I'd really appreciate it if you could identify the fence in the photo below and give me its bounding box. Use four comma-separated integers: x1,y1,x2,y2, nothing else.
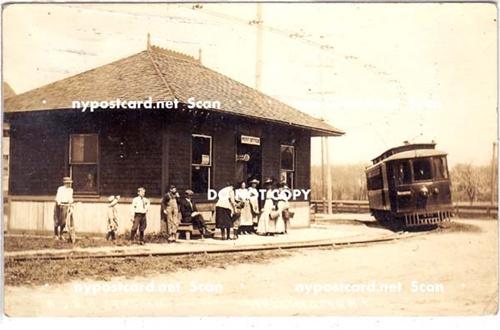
311,200,498,219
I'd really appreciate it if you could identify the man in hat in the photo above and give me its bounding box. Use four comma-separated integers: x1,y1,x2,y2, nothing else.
53,176,74,240
179,189,212,238
131,187,150,244
106,195,120,241
161,185,180,242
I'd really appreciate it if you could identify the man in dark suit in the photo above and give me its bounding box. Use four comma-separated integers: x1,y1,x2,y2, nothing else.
178,190,212,238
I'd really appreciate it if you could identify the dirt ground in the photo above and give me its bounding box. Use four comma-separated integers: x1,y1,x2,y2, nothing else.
3,233,171,252
3,219,498,316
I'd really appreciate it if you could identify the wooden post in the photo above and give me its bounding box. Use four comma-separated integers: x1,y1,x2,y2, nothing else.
326,137,333,214
490,141,497,208
321,136,327,213
160,124,169,234
6,195,11,233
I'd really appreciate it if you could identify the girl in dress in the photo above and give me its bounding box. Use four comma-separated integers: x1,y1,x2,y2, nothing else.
276,181,291,234
257,178,278,236
248,179,260,234
235,181,253,234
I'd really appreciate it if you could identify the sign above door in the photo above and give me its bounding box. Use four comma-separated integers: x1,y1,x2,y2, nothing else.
241,135,261,146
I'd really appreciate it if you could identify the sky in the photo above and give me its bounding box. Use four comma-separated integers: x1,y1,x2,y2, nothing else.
2,2,497,166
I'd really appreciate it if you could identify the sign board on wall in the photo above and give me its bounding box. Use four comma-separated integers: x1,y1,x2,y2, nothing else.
241,135,260,146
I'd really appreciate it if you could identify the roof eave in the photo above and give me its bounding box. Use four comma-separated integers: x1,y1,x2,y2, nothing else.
4,106,345,137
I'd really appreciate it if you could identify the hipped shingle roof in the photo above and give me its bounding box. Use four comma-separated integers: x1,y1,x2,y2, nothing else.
4,45,343,136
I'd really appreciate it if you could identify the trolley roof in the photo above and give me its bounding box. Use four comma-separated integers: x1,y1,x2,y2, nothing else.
371,143,437,164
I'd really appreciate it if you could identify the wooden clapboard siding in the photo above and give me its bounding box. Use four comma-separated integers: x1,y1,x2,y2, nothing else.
8,198,307,233
9,199,163,234
288,201,311,228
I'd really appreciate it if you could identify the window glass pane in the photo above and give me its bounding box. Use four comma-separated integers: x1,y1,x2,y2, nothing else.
280,145,294,171
395,161,412,184
83,135,98,163
433,157,448,179
413,158,432,181
72,165,98,193
192,166,209,193
71,136,85,163
192,136,211,165
280,170,294,189
71,135,98,163
367,168,383,190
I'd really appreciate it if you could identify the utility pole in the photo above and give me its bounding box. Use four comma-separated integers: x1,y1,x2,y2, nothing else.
317,47,333,214
321,136,326,210
255,3,263,91
325,137,333,214
491,141,497,206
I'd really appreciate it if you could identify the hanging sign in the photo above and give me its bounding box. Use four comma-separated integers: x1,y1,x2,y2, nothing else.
241,135,260,146
201,154,210,165
236,154,251,162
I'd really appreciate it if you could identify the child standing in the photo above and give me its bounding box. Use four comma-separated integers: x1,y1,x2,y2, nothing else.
106,195,120,241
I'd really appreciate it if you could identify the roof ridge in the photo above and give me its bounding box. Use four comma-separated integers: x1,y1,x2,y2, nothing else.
150,45,200,64
146,47,177,100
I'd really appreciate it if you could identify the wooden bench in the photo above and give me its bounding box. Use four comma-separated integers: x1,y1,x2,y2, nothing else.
176,203,216,240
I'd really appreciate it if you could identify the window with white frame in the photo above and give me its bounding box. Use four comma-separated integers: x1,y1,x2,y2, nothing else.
280,144,295,189
191,134,212,194
69,134,99,194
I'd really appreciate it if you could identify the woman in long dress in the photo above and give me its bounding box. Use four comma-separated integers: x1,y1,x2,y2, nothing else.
235,181,253,234
215,183,236,240
248,179,260,234
257,179,277,236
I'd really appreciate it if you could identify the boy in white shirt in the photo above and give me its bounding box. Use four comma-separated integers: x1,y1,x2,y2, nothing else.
131,187,150,244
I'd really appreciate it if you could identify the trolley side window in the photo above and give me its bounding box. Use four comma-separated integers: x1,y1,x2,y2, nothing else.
367,167,383,190
413,158,432,181
433,156,448,180
394,160,412,185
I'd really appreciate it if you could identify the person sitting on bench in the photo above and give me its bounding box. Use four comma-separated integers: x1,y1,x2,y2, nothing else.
179,190,212,238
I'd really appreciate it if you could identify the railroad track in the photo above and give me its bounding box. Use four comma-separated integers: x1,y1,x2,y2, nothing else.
6,230,428,262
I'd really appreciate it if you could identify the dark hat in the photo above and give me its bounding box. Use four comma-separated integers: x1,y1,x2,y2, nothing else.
169,185,176,190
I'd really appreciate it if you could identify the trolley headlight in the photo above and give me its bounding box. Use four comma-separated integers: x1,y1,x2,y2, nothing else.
419,186,429,197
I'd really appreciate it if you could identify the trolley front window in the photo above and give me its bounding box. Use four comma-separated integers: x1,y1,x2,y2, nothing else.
413,158,432,181
395,160,412,185
433,156,448,179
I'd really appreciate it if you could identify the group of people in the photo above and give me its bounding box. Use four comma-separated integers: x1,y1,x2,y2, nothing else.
215,178,293,240
160,185,213,243
53,176,294,244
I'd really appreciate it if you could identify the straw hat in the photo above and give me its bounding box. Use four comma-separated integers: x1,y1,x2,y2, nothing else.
108,195,120,206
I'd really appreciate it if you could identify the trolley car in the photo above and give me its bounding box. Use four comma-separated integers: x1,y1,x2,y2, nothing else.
365,142,453,229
